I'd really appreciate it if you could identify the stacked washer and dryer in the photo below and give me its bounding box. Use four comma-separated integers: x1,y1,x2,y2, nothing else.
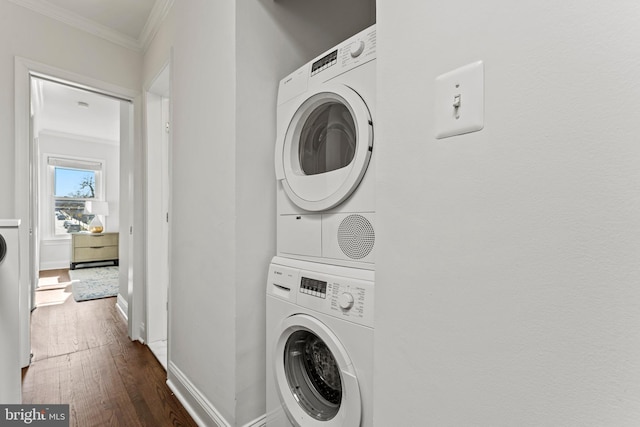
267,26,377,427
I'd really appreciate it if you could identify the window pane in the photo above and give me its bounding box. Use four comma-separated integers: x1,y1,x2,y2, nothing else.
54,199,94,235
54,167,96,198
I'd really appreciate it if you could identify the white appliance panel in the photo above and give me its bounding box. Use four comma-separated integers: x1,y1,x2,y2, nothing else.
275,25,377,270
0,220,22,403
277,214,322,258
266,257,374,427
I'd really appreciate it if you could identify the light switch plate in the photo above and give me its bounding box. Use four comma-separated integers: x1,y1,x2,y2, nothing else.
435,60,484,139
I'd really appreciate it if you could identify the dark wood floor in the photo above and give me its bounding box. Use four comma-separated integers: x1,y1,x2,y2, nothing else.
22,269,197,427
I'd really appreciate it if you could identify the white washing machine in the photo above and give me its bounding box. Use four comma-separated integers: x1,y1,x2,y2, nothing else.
266,256,374,427
0,220,22,403
275,25,376,270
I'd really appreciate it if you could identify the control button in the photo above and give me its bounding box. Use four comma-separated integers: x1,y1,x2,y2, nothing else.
350,41,365,58
339,292,355,310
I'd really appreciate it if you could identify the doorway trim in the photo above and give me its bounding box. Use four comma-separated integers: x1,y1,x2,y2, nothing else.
144,57,172,369
15,57,141,344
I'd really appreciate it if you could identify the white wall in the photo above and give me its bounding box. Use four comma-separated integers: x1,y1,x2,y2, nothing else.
0,0,141,219
374,1,640,426
38,132,120,270
169,0,237,424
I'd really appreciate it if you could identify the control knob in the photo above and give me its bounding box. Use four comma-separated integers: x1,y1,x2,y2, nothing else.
339,292,355,310
350,41,365,58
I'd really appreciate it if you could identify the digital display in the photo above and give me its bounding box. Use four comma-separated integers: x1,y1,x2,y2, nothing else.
300,277,327,298
311,50,338,75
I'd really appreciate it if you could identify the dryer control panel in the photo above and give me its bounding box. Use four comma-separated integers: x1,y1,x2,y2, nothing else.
307,25,376,83
277,24,376,106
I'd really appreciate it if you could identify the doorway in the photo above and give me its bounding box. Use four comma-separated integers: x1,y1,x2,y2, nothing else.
145,63,171,370
15,58,139,366
31,77,121,277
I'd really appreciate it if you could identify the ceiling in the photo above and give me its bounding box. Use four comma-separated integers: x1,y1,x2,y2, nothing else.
13,0,175,143
34,78,121,143
8,0,173,51
45,0,157,39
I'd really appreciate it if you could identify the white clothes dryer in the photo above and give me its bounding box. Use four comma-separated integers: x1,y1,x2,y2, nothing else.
275,25,376,270
266,256,374,427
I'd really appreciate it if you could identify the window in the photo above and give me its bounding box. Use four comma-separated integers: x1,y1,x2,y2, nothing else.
49,157,103,236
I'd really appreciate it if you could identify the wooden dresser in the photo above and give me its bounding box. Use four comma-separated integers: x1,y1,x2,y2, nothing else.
70,232,119,270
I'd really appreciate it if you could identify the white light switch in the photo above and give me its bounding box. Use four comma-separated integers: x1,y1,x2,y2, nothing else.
435,61,484,139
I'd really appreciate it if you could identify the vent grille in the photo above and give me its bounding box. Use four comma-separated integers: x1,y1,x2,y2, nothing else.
337,215,375,259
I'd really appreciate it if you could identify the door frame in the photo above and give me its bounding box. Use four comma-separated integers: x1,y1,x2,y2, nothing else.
144,57,172,363
15,57,142,343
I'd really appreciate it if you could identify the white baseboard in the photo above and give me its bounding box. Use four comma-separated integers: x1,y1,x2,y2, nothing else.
116,293,128,321
167,361,232,427
39,260,70,271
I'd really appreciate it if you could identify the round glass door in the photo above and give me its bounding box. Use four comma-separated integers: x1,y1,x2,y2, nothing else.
284,330,342,421
276,84,373,212
273,314,362,427
299,102,356,177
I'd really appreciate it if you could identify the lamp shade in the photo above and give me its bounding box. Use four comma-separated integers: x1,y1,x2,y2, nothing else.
85,201,109,216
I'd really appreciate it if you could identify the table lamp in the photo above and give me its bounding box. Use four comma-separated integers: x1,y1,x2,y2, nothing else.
85,201,109,233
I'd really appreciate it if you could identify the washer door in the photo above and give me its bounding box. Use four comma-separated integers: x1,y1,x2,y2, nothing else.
275,84,373,212
273,314,361,427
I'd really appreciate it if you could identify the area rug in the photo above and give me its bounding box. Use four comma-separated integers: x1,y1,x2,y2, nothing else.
69,266,119,302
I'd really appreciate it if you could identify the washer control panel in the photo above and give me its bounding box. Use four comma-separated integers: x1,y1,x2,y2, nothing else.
268,259,374,327
298,271,374,328
300,276,327,299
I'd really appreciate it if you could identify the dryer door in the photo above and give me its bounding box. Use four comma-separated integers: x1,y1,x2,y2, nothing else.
0,234,6,264
273,314,361,427
275,84,373,212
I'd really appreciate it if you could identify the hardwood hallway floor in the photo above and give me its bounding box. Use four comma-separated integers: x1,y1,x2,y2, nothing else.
22,269,198,427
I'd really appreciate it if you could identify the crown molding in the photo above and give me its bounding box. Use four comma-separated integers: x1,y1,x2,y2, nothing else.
8,0,173,52
139,0,174,52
